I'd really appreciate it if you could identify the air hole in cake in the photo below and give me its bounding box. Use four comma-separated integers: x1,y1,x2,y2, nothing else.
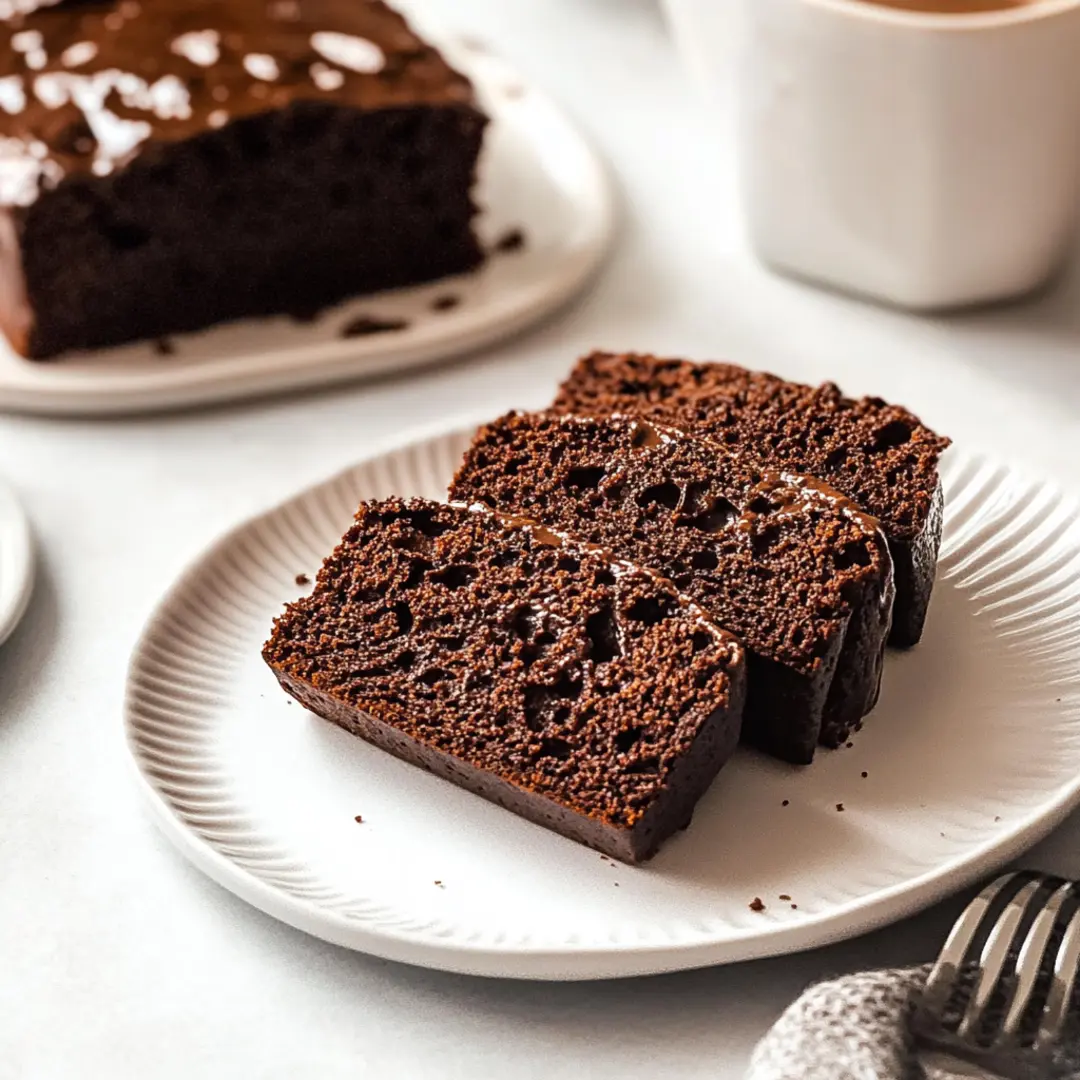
393,650,416,670
602,480,627,504
694,664,720,688
691,549,719,571
636,481,681,512
626,757,660,775
540,737,572,760
691,630,714,654
431,564,477,590
557,555,580,574
403,508,453,538
594,568,616,587
626,594,676,626
551,670,583,700
402,559,431,589
615,726,643,753
419,667,452,686
748,495,774,515
492,547,518,567
392,600,414,635
682,497,737,534
549,444,565,468
585,605,621,664
835,541,872,570
437,635,465,651
751,524,781,555
523,685,550,730
510,604,538,639
564,466,606,491
519,633,555,670
873,419,913,450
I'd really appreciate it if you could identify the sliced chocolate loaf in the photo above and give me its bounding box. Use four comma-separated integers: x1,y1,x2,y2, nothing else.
552,352,950,648
263,498,746,863
450,412,894,765
0,0,486,358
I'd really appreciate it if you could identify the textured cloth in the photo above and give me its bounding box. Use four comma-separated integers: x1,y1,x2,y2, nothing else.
747,965,1080,1080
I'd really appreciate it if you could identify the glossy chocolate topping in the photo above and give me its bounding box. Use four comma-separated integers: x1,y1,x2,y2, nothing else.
0,0,474,206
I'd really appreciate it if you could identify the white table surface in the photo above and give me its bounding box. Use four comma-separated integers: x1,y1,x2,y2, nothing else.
4,1,1080,1076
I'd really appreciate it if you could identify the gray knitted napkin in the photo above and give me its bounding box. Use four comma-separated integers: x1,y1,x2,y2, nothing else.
747,965,1080,1080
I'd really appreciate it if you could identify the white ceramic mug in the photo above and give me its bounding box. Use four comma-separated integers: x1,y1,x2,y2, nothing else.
662,0,1080,310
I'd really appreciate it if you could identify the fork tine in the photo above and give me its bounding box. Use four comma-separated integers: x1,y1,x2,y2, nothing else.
957,876,1045,1040
1002,880,1073,1038
922,873,1024,1020
1036,897,1080,1048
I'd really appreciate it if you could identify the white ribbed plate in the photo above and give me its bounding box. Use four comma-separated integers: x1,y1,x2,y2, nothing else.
125,421,1080,980
0,41,614,416
0,476,34,646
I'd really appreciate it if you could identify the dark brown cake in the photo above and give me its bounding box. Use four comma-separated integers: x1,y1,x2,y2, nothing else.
263,498,747,863
450,412,894,765
552,352,951,648
0,0,486,358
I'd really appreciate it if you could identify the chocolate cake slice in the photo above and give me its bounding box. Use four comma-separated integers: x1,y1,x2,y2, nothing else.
552,352,950,648
450,412,894,765
0,0,487,358
263,498,746,863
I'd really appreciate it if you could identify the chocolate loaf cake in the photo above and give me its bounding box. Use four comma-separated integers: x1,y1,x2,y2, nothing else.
552,352,950,648
263,498,746,863
0,0,486,358
451,412,893,765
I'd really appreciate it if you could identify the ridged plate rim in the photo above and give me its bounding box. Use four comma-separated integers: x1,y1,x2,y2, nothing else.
125,416,1080,980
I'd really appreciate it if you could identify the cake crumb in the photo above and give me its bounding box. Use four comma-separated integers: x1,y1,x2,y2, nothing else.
749,897,766,912
781,799,789,807
861,771,868,778
434,880,444,887
493,228,526,254
295,572,311,586
791,904,798,910
995,815,1001,822
153,337,175,356
354,815,363,824
778,894,791,902
431,294,461,312
341,315,408,338
613,882,620,887
845,742,854,749
836,802,845,812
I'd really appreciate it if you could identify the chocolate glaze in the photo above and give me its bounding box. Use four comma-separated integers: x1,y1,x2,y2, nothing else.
0,0,473,205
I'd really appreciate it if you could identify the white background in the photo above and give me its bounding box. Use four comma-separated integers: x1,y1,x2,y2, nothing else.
4,0,1080,1076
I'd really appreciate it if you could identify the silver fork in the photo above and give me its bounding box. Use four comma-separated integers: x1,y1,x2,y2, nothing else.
914,872,1080,1080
